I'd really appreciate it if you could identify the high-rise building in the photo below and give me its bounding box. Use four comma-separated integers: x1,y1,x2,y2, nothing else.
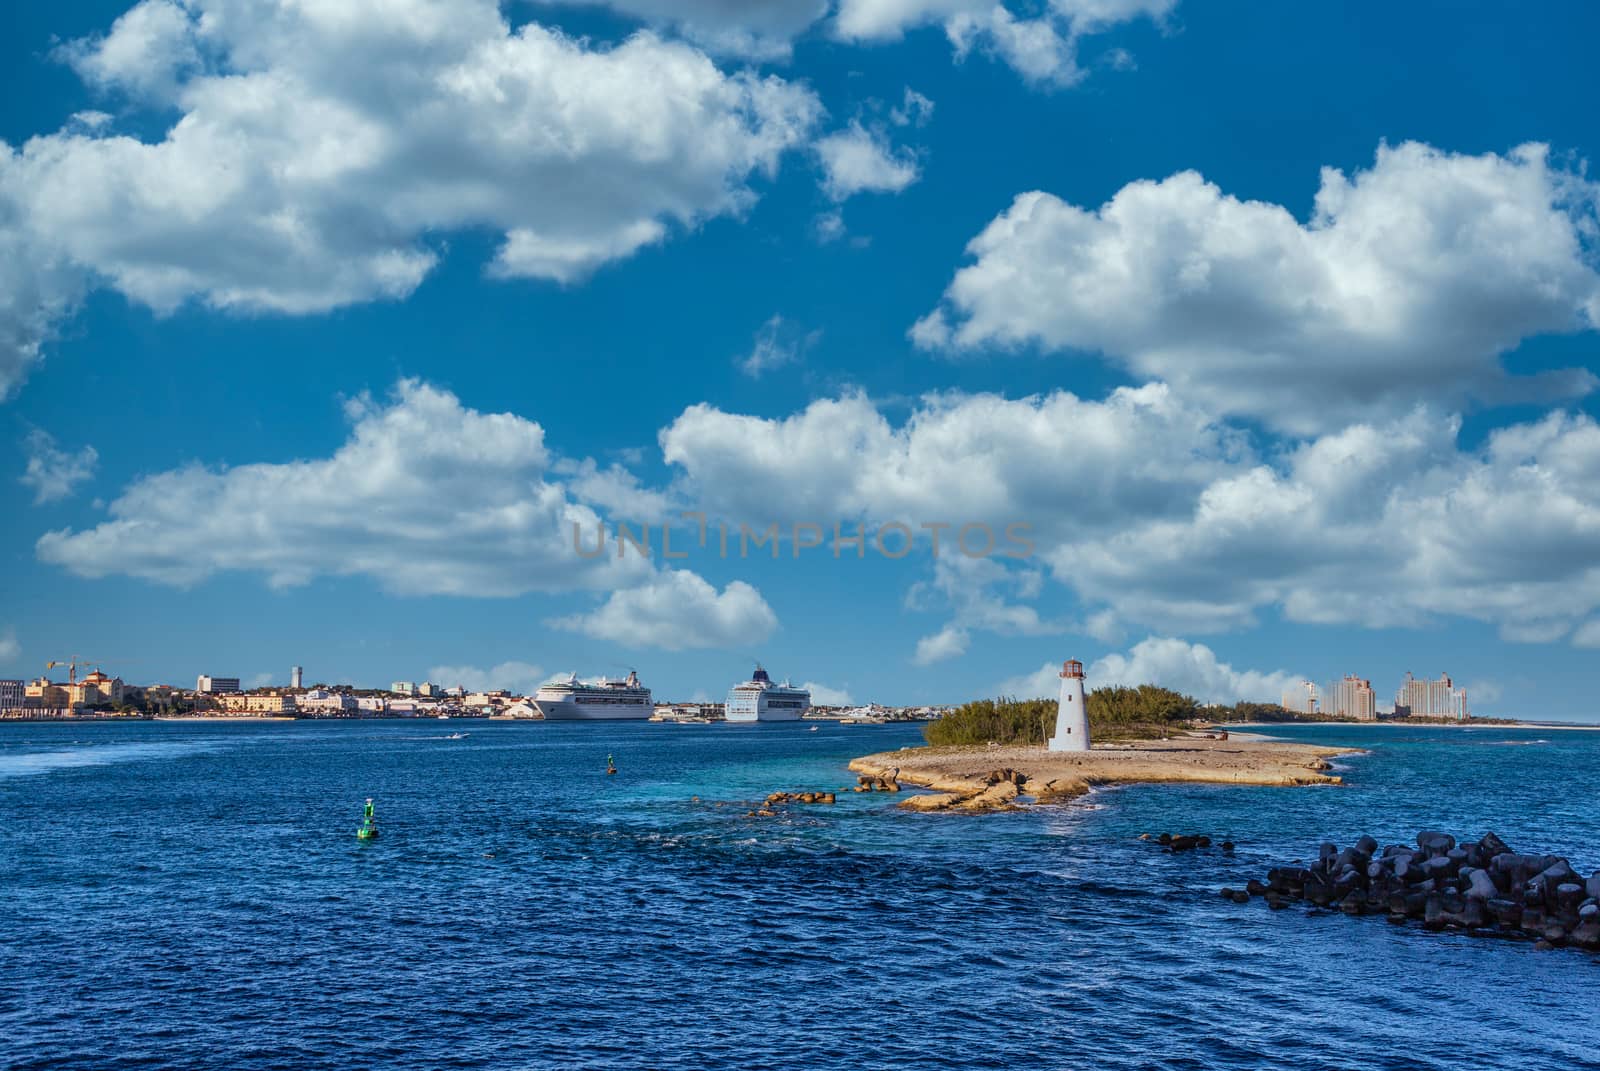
197,675,242,694
0,679,23,712
1397,672,1468,721
291,665,303,689
1281,680,1320,715
1326,674,1376,721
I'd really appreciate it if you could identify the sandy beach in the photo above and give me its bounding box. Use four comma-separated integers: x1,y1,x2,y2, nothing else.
849,732,1359,812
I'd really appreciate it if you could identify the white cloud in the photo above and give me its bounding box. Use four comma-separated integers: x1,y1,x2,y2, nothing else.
663,383,1600,646
0,0,822,396
529,0,830,59
35,379,653,596
1047,407,1600,642
661,382,1243,533
429,660,546,695
994,660,1063,699
835,0,1175,84
737,314,819,378
549,568,778,650
0,627,18,661
58,0,200,102
247,672,274,689
915,142,1600,434
996,637,1302,704
1088,637,1303,704
912,624,968,665
889,87,935,127
20,430,99,504
802,679,853,705
815,120,921,200
812,209,847,244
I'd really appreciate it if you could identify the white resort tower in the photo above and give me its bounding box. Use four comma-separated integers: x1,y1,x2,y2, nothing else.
1048,659,1090,752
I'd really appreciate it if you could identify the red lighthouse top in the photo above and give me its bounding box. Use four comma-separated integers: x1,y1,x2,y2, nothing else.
1060,659,1084,679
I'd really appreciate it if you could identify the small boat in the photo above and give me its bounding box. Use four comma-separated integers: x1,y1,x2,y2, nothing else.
447,732,468,740
809,725,819,732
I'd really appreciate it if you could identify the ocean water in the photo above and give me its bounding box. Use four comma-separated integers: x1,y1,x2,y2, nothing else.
2,719,1598,1070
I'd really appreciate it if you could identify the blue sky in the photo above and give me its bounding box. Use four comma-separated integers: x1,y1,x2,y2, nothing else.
4,1,1600,717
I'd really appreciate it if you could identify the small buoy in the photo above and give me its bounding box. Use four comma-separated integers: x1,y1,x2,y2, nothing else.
606,753,617,775
357,797,380,840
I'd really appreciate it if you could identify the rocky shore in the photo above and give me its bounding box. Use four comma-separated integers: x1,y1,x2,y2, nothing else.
1226,830,1600,951
848,733,1353,813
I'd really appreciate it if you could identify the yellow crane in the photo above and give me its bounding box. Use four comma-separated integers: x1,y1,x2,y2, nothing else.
46,657,108,684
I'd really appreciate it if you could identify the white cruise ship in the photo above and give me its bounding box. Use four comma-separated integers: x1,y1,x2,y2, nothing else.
532,670,653,721
725,665,811,723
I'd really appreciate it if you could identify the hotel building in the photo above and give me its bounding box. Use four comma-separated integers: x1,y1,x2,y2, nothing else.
1326,674,1377,721
1397,672,1469,721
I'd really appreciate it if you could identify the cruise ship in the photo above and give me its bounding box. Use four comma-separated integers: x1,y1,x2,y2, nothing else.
725,665,811,722
531,670,653,721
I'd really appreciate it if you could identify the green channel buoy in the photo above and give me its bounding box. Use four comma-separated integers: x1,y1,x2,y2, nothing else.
357,797,380,840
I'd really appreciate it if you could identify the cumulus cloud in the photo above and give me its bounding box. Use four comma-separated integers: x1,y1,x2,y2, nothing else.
802,679,853,705
737,314,820,378
0,0,822,396
549,568,778,650
661,382,1243,533
1048,407,1600,641
815,120,921,200
0,627,18,661
912,625,969,665
835,0,1175,83
662,383,1600,646
20,429,98,504
35,379,653,595
997,637,1302,705
915,142,1600,434
528,0,830,59
429,660,546,695
1088,637,1303,704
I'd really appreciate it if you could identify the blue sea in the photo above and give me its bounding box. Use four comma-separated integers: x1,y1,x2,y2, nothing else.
2,720,1598,1070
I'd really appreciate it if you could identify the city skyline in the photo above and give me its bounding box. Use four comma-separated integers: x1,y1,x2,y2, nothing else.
4,3,1600,719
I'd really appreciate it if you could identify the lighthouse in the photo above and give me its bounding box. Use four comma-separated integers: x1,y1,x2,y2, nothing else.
1048,659,1090,752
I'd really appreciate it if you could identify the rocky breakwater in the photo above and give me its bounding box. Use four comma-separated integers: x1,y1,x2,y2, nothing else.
849,734,1352,814
1227,830,1600,951
746,790,836,818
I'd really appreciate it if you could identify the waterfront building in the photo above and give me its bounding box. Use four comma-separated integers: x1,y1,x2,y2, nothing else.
196,675,242,694
1281,680,1320,715
1327,675,1377,721
26,677,69,708
218,693,295,714
297,690,357,715
415,682,442,697
1049,659,1090,752
357,697,388,713
0,679,22,712
291,665,303,689
1397,672,1469,721
70,670,124,707
391,681,415,696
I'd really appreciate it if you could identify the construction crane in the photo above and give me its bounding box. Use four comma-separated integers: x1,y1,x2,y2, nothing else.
45,657,110,684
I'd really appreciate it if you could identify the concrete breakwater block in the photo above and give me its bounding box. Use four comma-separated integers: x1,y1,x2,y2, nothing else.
1223,830,1600,952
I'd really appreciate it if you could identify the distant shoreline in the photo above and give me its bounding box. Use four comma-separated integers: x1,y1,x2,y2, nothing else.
1232,720,1600,731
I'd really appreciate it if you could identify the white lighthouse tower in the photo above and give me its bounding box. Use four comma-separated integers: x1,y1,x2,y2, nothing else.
1048,659,1090,752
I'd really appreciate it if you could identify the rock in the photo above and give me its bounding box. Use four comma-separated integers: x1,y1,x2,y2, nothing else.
1220,887,1237,899
1463,868,1499,901
1572,920,1600,949
899,792,962,812
1229,890,1249,904
1355,835,1378,855
1221,841,1235,852
1417,830,1455,854
1588,872,1600,900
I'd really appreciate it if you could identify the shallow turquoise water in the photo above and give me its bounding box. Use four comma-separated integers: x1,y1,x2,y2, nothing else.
1,719,1597,1069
